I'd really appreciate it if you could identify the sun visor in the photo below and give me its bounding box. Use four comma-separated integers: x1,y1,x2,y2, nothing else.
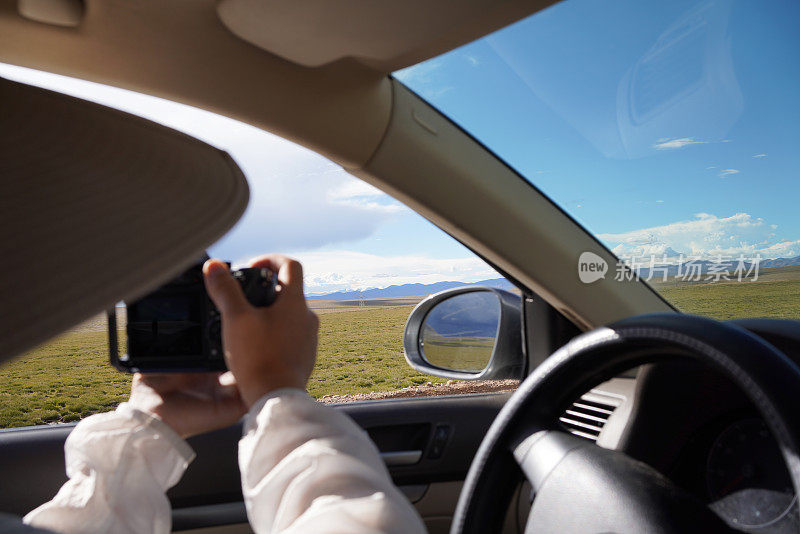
0,77,249,364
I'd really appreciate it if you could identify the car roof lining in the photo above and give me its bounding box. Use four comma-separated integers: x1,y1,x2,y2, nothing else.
216,0,553,71
0,0,673,335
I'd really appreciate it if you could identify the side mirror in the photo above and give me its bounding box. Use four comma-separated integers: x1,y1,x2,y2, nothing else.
403,287,524,380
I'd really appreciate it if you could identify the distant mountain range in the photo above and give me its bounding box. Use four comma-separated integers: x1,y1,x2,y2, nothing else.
633,255,800,279
760,256,800,268
307,255,800,300
307,278,516,301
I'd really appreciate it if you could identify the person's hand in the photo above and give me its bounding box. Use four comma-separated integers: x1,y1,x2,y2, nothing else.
128,372,247,438
203,255,319,408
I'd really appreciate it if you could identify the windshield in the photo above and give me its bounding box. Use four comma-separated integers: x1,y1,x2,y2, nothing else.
0,62,515,428
395,0,800,320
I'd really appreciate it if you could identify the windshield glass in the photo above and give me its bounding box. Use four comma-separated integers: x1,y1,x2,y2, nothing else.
395,0,800,320
0,62,516,428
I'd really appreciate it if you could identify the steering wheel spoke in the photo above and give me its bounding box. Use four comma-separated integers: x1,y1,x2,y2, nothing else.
511,429,582,492
451,313,800,533
511,429,733,532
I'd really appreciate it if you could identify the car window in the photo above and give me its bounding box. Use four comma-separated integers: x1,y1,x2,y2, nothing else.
0,64,519,429
395,0,800,321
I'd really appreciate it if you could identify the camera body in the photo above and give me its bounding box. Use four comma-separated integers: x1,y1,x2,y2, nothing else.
109,259,277,373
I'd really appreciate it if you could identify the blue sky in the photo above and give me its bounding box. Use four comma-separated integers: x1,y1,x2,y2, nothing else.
3,0,799,294
397,0,800,261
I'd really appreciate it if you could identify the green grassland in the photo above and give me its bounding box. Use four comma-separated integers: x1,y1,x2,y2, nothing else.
0,330,131,427
421,334,495,372
0,305,446,428
2,266,800,428
310,305,447,396
651,265,800,320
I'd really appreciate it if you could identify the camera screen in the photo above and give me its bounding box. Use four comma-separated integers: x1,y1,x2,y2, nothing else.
127,294,204,357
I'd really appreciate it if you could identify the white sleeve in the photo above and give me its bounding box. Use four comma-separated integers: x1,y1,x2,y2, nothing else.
239,389,427,534
23,402,195,534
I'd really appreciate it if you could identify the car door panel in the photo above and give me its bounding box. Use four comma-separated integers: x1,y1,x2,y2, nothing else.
0,393,512,531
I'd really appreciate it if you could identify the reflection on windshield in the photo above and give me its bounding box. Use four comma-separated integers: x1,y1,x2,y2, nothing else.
396,0,800,320
489,1,742,160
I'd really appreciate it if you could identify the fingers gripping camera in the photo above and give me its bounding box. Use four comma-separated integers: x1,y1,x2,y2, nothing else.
108,259,278,373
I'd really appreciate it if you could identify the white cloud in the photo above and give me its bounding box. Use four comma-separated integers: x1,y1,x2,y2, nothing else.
599,213,800,259
0,63,406,260
655,200,664,203
2,62,505,296
326,180,405,213
283,251,499,294
718,168,739,177
753,153,767,158
653,137,706,150
706,166,717,170
190,135,407,260
327,179,383,200
209,151,408,260
3,62,511,298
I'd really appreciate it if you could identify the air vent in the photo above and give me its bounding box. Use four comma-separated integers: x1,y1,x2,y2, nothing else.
559,390,622,442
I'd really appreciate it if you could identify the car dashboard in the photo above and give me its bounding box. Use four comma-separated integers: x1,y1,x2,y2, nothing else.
560,319,800,533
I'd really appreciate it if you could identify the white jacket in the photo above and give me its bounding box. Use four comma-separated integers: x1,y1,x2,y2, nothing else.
23,389,426,534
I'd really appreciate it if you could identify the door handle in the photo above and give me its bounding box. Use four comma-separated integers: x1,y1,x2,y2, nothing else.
380,450,422,466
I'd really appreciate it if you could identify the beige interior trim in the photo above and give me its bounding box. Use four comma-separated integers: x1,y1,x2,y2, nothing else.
0,0,391,168
0,0,673,331
0,77,248,362
350,82,673,329
17,0,83,27
217,0,554,71
0,0,555,167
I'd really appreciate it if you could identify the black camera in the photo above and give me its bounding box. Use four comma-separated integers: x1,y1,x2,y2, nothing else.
108,257,277,373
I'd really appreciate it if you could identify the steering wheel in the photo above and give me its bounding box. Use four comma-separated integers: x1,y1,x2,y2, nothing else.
451,313,800,533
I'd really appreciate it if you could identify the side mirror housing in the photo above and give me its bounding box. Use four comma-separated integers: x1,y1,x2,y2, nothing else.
403,287,524,380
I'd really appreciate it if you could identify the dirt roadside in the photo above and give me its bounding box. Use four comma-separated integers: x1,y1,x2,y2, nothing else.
317,379,519,403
